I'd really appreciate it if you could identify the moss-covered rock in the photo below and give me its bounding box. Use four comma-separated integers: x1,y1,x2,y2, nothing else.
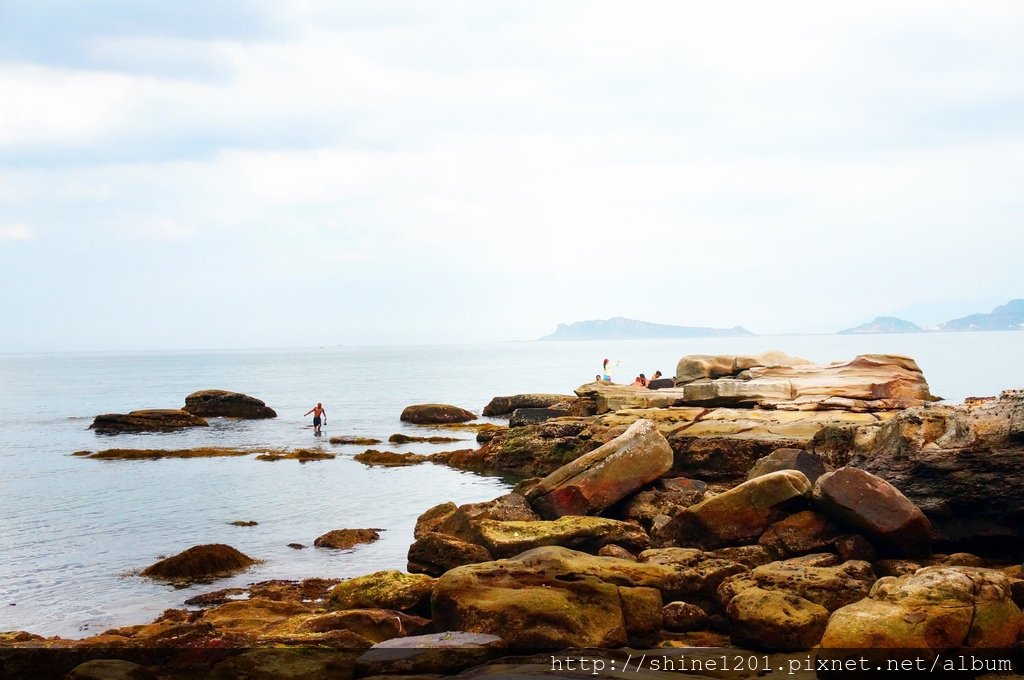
140,544,257,582
329,571,435,615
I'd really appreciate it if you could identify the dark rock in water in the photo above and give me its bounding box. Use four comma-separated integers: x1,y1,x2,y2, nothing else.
850,391,1024,553
182,389,276,419
228,520,258,527
355,632,507,677
313,528,381,550
329,435,383,445
141,544,256,581
407,532,493,576
483,394,575,417
508,407,568,427
287,543,305,550
648,378,675,390
812,467,932,557
355,449,428,467
90,409,208,433
747,448,827,484
388,433,464,444
526,419,673,519
400,404,476,424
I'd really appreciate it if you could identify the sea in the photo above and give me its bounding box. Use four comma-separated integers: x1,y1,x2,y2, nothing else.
1,332,1022,638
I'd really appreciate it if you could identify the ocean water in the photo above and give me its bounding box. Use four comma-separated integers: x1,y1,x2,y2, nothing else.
1,332,1022,638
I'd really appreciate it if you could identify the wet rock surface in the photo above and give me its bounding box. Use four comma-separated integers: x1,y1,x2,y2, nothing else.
140,544,257,582
400,404,476,424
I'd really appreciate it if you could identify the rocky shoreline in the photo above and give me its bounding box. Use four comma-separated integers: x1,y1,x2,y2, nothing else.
4,353,1023,679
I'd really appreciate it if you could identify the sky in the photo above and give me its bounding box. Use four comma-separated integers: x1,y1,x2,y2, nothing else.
1,1,1022,351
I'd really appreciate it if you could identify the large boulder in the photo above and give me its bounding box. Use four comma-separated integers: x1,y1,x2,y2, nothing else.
850,390,1024,551
474,516,650,558
182,389,276,418
667,470,812,549
525,419,673,519
407,533,493,576
820,566,1023,651
717,557,876,613
431,547,664,648
483,394,575,417
726,587,829,650
400,404,476,424
812,467,932,557
140,544,256,581
90,409,208,433
432,493,540,543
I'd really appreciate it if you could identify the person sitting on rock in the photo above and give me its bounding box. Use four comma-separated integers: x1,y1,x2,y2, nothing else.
632,373,647,387
602,358,618,382
304,403,327,435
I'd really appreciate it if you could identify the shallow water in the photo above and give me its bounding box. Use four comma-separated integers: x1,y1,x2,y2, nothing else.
0,333,1022,637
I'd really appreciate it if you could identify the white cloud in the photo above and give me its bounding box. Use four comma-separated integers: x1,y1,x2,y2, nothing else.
0,223,32,241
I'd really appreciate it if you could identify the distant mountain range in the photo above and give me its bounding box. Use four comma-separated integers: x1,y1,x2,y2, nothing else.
840,299,1023,334
939,299,1024,331
539,317,753,341
838,316,923,335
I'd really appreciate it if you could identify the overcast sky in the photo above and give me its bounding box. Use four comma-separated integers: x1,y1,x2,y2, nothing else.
1,1,1022,351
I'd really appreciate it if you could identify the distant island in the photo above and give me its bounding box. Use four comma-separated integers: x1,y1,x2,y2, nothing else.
838,316,922,335
939,299,1024,331
539,317,754,341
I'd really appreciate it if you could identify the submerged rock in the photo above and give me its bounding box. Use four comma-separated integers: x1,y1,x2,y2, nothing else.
314,529,381,550
329,436,383,445
141,544,257,581
388,433,464,444
182,389,276,419
525,419,673,519
90,409,208,433
400,404,476,424
355,450,428,467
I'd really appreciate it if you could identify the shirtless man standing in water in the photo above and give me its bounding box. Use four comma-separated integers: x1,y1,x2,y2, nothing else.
304,403,326,435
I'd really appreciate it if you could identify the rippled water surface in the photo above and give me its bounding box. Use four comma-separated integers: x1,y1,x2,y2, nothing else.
1,333,1022,637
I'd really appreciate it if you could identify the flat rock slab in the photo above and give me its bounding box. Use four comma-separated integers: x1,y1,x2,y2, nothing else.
355,632,506,676
90,409,208,433
182,389,276,418
474,516,650,558
526,419,673,518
